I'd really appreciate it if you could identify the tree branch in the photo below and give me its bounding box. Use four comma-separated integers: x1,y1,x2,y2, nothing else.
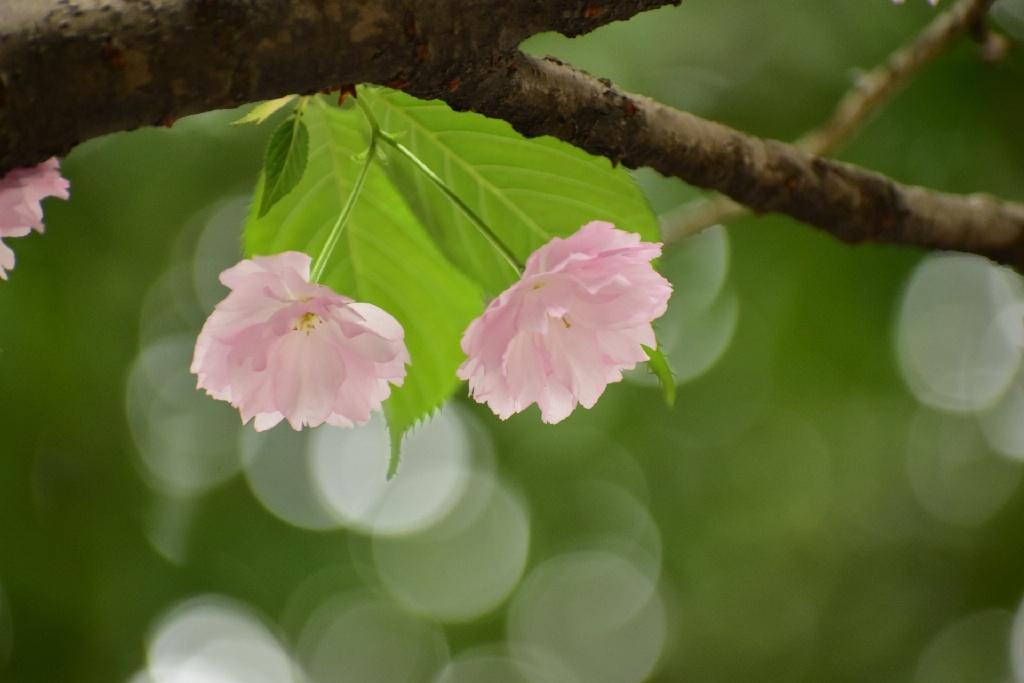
0,0,678,173
3,0,1024,268
440,52,1024,268
665,0,1005,240
798,0,998,156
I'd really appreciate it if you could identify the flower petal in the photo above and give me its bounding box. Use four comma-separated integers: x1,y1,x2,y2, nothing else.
192,253,409,431
460,222,671,423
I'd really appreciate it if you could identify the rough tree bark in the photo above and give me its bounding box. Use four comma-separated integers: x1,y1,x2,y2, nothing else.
0,0,677,172
3,0,1024,267
439,52,1024,267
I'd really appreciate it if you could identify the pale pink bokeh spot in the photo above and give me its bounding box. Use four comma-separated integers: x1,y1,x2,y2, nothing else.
458,221,673,424
191,251,409,431
0,157,70,280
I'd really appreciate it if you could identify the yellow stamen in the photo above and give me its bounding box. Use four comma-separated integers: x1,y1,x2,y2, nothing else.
294,312,321,335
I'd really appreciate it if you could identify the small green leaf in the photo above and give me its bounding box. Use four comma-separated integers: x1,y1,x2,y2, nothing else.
258,114,309,217
232,95,297,126
388,421,403,479
643,345,677,407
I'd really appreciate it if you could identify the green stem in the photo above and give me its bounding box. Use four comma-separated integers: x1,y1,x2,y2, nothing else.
309,113,376,283
354,95,524,276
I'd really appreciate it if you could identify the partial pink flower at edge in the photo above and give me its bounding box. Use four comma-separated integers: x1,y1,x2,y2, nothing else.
458,220,673,424
191,251,410,431
0,157,71,280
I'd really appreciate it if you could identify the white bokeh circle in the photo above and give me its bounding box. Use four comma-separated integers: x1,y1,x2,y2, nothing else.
147,596,295,683
373,473,530,622
507,550,666,683
309,406,475,537
896,254,1023,413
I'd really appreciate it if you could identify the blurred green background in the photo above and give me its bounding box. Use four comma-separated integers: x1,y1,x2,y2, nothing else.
3,2,1024,682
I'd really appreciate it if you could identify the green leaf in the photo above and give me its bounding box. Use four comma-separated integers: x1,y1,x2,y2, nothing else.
643,345,677,407
258,114,310,217
245,97,482,467
360,87,659,294
232,95,297,126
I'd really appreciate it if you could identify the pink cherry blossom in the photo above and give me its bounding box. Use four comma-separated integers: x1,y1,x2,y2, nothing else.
0,157,70,280
191,251,409,431
458,221,672,424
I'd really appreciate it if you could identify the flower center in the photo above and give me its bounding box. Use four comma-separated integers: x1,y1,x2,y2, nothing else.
293,311,322,335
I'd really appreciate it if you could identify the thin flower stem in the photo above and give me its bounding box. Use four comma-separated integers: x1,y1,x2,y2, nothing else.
381,133,525,275
309,112,376,283
355,95,524,276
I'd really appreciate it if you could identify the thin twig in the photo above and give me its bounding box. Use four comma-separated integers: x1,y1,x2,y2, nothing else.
663,0,1000,243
